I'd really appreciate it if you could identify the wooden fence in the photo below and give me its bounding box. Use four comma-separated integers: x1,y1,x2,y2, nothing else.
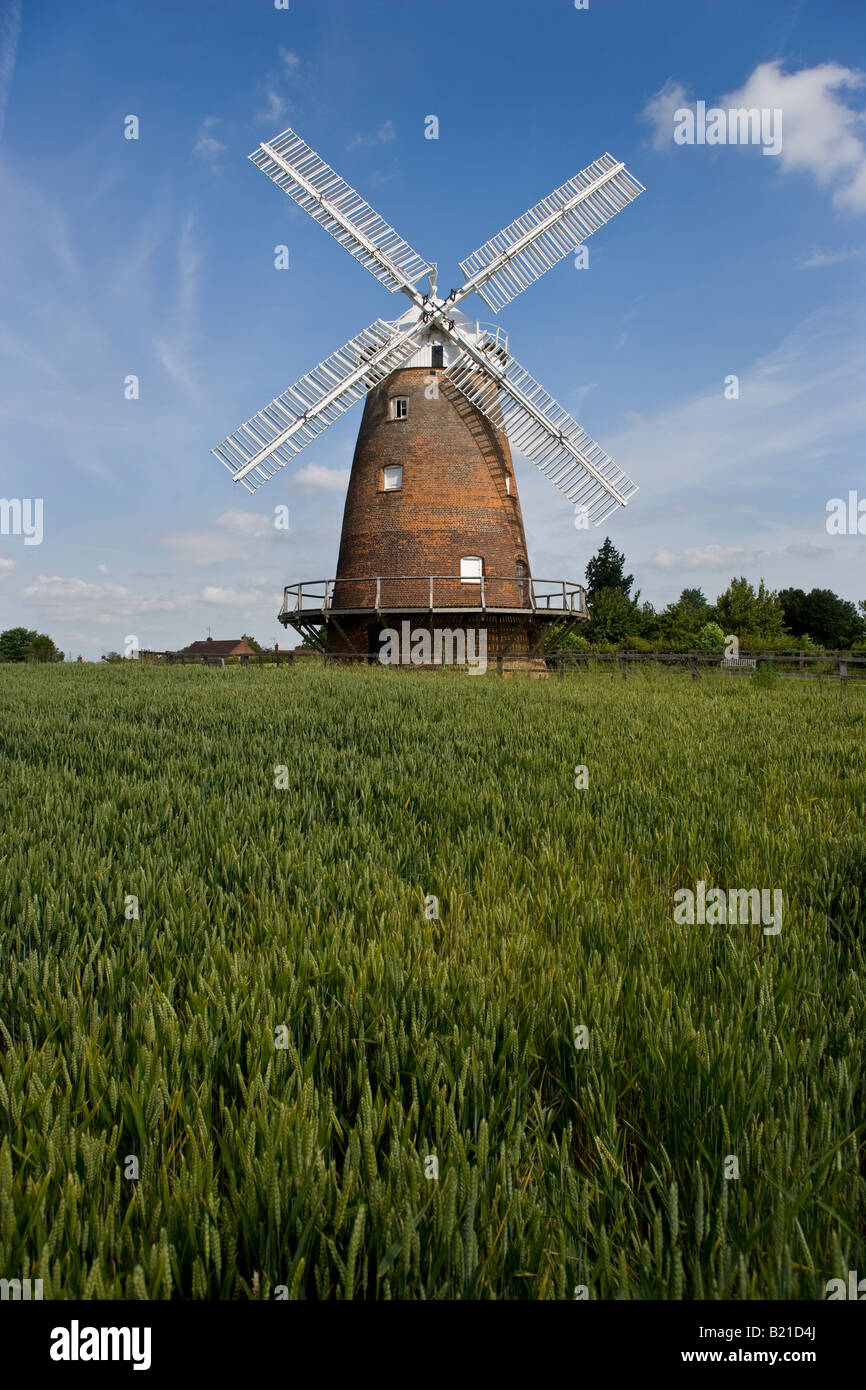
138,649,866,684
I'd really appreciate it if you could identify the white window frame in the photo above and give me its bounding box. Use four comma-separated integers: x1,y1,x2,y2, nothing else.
390,396,409,421
382,465,403,492
460,555,483,584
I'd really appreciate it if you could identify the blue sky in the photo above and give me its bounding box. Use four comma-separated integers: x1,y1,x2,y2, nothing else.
1,0,864,658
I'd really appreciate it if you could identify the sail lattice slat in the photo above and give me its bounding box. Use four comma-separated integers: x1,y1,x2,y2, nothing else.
445,348,638,525
250,128,432,294
458,154,644,313
212,319,423,492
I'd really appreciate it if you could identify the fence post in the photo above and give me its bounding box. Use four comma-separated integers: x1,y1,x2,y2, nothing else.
620,654,628,680
839,659,848,690
557,656,564,679
690,652,699,681
497,653,503,677
799,650,804,673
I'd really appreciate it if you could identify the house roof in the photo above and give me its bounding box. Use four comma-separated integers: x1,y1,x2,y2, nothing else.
181,637,253,656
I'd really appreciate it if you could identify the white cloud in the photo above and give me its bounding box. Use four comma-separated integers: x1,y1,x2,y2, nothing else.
200,582,272,607
256,87,286,125
722,61,866,211
24,575,130,604
216,510,275,539
20,572,278,623
293,463,350,492
0,0,21,147
518,303,866,608
640,78,690,151
348,120,396,152
153,213,200,397
642,63,866,212
97,562,108,573
652,545,761,571
161,510,284,565
193,116,227,168
279,47,299,74
784,540,832,558
797,244,865,269
0,556,14,577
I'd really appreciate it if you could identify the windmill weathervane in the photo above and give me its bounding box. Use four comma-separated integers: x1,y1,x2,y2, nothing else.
213,127,645,664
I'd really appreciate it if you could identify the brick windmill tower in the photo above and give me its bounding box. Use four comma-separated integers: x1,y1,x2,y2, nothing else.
213,129,644,667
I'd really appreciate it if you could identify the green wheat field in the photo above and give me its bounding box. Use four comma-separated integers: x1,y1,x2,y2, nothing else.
0,663,863,1299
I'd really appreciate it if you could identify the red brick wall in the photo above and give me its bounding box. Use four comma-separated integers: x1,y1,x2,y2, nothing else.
333,366,533,613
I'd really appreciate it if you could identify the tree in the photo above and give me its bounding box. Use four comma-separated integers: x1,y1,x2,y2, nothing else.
585,537,633,602
584,587,638,644
28,633,64,663
678,588,707,612
714,577,785,637
244,635,264,653
0,627,63,662
778,588,865,649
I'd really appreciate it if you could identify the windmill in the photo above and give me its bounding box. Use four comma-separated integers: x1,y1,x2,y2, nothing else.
213,127,644,665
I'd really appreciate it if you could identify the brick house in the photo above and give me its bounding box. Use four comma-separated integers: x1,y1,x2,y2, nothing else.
180,635,257,666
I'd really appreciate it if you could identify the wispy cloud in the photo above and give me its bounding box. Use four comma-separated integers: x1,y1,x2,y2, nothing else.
279,47,299,75
256,87,287,125
0,556,15,578
193,115,227,168
640,78,689,152
797,244,865,269
152,213,200,398
161,510,288,565
293,463,351,492
651,544,761,571
0,0,21,147
21,573,277,621
348,119,396,152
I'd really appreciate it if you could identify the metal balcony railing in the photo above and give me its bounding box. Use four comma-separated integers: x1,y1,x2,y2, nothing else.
279,575,587,618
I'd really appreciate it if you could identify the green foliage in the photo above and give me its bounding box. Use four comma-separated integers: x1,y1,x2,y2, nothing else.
585,537,633,601
694,622,725,651
751,661,779,689
0,664,862,1300
554,630,591,652
585,588,638,644
678,588,708,612
0,627,63,663
779,588,865,650
715,578,786,638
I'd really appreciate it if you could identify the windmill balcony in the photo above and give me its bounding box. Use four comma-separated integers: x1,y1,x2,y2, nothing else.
279,575,587,623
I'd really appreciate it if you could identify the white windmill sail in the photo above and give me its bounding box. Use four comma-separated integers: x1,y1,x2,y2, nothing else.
212,317,425,492
215,125,645,523
445,344,638,525
457,154,644,313
250,128,433,295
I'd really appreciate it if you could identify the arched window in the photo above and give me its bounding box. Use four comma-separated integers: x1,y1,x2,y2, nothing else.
516,558,528,606
460,556,483,584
